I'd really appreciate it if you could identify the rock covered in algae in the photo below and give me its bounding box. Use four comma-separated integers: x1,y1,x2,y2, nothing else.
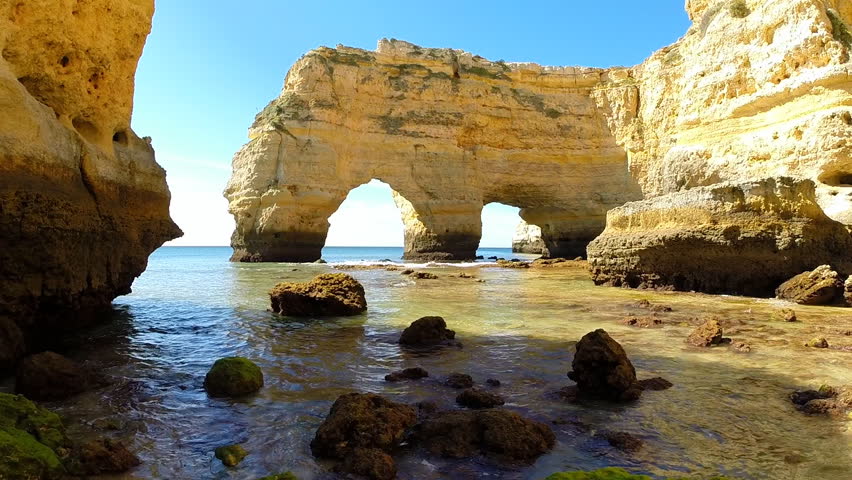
257,473,299,480
544,468,736,479
398,316,456,347
410,409,555,464
0,393,70,479
215,444,248,467
776,265,844,305
204,357,264,397
67,437,140,475
269,273,367,316
310,393,416,479
15,351,90,400
567,329,642,402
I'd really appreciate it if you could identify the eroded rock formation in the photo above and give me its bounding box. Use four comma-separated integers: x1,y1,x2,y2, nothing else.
512,220,546,255
0,0,180,368
226,0,852,269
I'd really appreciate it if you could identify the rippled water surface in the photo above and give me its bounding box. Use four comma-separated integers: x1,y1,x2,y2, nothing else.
9,247,852,479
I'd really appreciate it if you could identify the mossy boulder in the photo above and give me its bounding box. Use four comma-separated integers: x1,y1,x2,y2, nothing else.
204,357,264,397
269,273,367,316
215,444,248,467
257,473,299,480
0,393,70,479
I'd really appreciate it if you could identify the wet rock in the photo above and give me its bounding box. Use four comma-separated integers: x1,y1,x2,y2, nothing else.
257,473,298,480
0,393,70,479
686,318,729,347
845,275,852,306
410,409,555,464
633,299,673,312
456,388,505,409
604,431,644,453
310,393,416,459
733,342,752,353
771,308,798,322
399,316,456,347
215,444,248,467
269,273,367,316
475,255,484,260
497,259,530,268
0,317,25,372
69,437,141,475
335,447,395,480
204,357,264,397
15,351,90,400
401,269,414,275
637,377,673,391
384,367,429,382
486,378,501,387
776,265,843,305
412,271,438,279
487,256,498,260
456,272,475,279
314,258,327,264
445,373,474,389
622,316,662,328
790,385,852,416
804,337,829,348
416,401,440,418
567,329,642,402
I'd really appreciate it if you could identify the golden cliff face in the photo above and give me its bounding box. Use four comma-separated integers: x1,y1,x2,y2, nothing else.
226,40,642,261
0,0,180,367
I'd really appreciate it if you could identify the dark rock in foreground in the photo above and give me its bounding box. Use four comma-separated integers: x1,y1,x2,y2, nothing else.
776,265,843,305
15,352,90,400
790,385,852,416
445,373,474,389
604,431,644,452
456,388,505,409
204,357,264,397
269,273,367,316
399,316,456,347
0,393,70,479
587,178,852,296
310,393,416,479
410,409,555,464
568,329,642,402
384,367,429,382
68,438,141,475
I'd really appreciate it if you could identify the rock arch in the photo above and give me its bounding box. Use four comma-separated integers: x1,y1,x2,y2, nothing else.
225,39,641,261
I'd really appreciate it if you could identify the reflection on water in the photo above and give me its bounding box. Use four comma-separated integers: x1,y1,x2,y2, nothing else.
8,247,852,479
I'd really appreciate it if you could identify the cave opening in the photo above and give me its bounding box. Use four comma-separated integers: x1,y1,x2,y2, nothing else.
324,179,405,260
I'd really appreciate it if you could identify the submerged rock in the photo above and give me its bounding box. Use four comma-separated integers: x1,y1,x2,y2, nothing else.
214,444,248,467
544,468,663,479
486,378,501,387
0,393,70,479
497,259,530,268
776,265,843,305
445,373,474,389
399,316,457,347
410,409,555,464
384,367,429,382
770,308,798,322
68,437,140,475
412,271,438,279
622,316,662,328
587,178,852,297
269,273,367,316
456,388,505,409
686,318,728,347
310,393,416,478
804,337,829,348
15,351,90,401
567,329,642,402
637,377,673,391
204,357,264,397
604,431,644,453
790,385,852,416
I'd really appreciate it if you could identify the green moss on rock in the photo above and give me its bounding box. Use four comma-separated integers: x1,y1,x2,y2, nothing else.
214,444,248,467
0,393,68,450
0,427,65,479
204,357,264,397
257,473,299,480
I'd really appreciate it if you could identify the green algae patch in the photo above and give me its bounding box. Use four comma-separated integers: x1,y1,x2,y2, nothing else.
0,393,68,450
257,473,299,480
543,469,738,480
204,357,264,397
0,427,65,479
215,444,248,467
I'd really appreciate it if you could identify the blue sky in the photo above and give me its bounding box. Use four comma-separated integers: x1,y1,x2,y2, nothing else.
133,1,690,247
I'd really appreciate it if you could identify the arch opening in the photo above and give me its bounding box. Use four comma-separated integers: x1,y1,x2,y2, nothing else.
479,202,544,258
323,179,405,260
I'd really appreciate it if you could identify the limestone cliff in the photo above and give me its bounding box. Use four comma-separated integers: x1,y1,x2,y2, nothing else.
0,0,180,368
225,40,641,261
512,220,546,255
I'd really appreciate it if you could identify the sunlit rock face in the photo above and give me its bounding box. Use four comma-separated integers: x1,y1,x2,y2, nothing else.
225,40,641,261
512,220,546,255
226,0,852,263
0,0,180,366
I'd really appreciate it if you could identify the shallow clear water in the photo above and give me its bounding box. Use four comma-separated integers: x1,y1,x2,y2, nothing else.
5,247,852,480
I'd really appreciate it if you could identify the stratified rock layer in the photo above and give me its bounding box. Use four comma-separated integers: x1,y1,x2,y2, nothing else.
587,178,852,296
512,220,546,255
0,0,181,367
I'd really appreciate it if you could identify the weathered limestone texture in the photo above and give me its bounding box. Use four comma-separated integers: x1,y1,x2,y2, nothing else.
512,220,546,255
225,40,641,261
0,0,180,367
587,178,852,296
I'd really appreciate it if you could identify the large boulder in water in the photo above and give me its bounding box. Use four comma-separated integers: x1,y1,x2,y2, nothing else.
310,393,416,479
204,357,264,397
269,273,367,316
15,352,90,400
398,316,456,347
776,265,843,305
567,329,642,402
410,409,555,464
587,178,852,296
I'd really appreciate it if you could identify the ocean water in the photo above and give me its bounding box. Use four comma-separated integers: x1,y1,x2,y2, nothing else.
7,246,852,479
